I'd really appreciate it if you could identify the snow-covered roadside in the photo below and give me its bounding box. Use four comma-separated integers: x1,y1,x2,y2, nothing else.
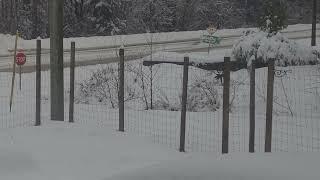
0,121,185,180
0,24,319,54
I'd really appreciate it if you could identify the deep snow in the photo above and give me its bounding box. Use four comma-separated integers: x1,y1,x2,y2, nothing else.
0,122,184,180
107,153,320,180
0,122,319,180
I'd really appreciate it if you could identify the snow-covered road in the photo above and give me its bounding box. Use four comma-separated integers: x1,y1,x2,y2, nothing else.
0,24,319,72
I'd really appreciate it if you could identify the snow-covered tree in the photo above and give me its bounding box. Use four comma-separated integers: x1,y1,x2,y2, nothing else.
126,0,175,33
175,0,198,31
86,0,126,35
258,0,287,34
0,0,318,38
194,0,235,29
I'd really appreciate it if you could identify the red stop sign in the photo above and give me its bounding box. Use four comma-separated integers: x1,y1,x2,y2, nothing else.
16,52,26,66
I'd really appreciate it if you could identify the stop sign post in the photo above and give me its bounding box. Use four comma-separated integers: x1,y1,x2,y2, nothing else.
16,50,26,90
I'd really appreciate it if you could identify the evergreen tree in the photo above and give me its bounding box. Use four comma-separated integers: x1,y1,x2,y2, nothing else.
127,0,175,33
258,0,288,34
87,0,126,35
0,0,316,38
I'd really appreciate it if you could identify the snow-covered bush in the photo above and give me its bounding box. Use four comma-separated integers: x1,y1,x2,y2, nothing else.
77,61,221,112
77,65,136,108
187,77,220,112
153,71,221,112
232,30,319,66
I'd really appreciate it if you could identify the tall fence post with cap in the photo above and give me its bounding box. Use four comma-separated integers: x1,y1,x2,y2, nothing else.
119,48,125,132
179,57,189,152
35,39,41,126
69,41,75,123
265,59,275,152
222,57,231,154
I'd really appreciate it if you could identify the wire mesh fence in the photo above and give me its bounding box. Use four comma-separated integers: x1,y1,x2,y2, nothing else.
1,43,319,154
0,52,52,128
0,70,36,128
271,65,320,152
125,60,182,148
74,64,119,129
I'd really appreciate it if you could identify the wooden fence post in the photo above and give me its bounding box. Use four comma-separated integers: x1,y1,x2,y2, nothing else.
119,48,125,132
35,39,41,126
69,42,75,123
265,59,275,152
222,57,231,154
179,57,189,152
249,61,256,153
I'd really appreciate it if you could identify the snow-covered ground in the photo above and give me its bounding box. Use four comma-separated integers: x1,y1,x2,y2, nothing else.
108,153,320,180
0,121,319,179
0,122,184,179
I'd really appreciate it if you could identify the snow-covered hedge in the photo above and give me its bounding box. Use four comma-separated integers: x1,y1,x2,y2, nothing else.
232,30,319,66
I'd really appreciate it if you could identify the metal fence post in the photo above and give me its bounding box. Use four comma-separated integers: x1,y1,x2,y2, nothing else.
222,57,231,154
119,48,125,132
69,42,75,123
249,61,256,153
35,39,41,126
265,59,275,152
179,57,189,152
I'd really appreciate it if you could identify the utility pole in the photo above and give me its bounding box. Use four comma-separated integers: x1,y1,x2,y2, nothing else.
312,0,317,46
49,0,64,121
32,0,39,39
14,0,18,32
245,0,249,26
